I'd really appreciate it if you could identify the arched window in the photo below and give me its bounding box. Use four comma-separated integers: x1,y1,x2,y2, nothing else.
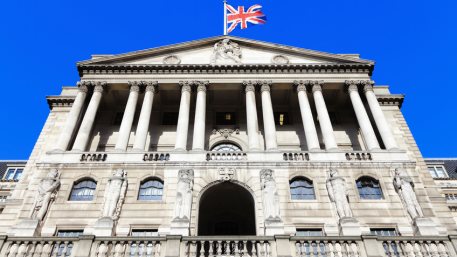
211,142,242,152
138,179,164,200
69,179,97,201
290,177,315,200
356,176,383,200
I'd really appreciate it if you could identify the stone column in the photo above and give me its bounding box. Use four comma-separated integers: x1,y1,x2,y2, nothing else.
295,81,320,151
132,81,158,151
54,82,89,152
243,81,261,150
260,81,278,151
311,81,338,151
174,81,192,151
346,81,380,151
72,82,106,151
363,81,399,150
115,82,140,151
192,81,208,151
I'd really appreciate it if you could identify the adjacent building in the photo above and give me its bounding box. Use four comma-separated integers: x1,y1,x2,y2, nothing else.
0,36,455,257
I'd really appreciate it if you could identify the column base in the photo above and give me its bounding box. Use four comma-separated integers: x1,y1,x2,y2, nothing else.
191,148,205,152
131,148,146,152
264,219,284,236
325,147,339,152
308,147,322,152
170,218,190,236
173,148,187,152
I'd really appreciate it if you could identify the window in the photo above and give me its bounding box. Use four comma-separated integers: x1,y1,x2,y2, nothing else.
295,229,323,236
216,112,237,125
370,228,398,236
211,143,242,152
131,229,158,237
113,112,124,125
274,112,289,126
4,167,24,181
356,177,383,200
56,230,84,237
0,195,7,202
138,179,164,200
428,166,448,178
69,179,97,201
290,177,315,200
162,112,179,125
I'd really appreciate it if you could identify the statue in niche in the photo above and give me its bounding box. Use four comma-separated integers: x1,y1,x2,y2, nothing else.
326,169,353,219
260,169,281,222
101,169,128,220
30,169,61,221
210,39,242,64
173,169,194,221
393,168,424,220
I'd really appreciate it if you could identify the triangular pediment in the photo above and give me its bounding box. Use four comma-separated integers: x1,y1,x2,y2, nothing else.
78,36,373,66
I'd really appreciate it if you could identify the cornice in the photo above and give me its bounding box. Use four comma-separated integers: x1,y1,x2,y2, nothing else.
376,94,404,108
46,96,76,110
77,63,374,77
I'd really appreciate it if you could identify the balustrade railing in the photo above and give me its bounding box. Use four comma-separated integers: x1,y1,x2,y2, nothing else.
80,153,108,162
283,152,309,161
292,237,361,257
0,235,456,257
345,152,372,161
91,237,164,257
143,153,170,162
183,237,273,257
1,237,77,257
381,239,451,257
206,152,247,161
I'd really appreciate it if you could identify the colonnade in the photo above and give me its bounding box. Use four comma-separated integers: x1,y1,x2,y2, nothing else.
53,80,398,152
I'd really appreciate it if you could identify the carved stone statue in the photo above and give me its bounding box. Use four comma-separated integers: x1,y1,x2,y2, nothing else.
326,169,353,219
210,39,242,64
393,168,424,220
101,169,127,220
30,169,61,221
173,169,194,221
260,169,281,222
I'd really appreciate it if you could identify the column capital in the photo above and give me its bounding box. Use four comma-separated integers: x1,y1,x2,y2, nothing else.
93,81,106,93
294,80,308,92
178,81,192,93
258,80,272,92
127,81,141,92
362,80,375,93
243,80,257,92
76,81,89,93
144,81,159,93
194,80,209,92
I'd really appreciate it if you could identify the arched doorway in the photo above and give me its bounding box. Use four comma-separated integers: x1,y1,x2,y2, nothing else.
198,182,256,235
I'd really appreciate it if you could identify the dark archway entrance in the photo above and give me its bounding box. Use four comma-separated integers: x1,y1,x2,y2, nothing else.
198,182,256,235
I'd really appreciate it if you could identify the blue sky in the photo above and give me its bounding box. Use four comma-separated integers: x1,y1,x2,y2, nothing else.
0,0,456,159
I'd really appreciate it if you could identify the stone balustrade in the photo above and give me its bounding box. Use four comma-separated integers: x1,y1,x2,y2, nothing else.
206,152,248,161
283,152,310,161
184,236,273,257
143,153,171,162
80,153,108,162
0,235,456,257
44,150,409,164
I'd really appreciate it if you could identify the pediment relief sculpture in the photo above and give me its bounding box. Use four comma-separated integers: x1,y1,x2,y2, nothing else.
210,39,242,64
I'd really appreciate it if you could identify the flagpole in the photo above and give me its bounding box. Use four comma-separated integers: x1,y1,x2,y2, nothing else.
223,0,227,35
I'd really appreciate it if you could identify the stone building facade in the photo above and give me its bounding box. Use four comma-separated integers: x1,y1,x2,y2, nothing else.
0,36,456,256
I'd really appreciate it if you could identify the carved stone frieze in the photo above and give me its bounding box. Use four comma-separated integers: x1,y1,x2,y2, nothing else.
212,128,240,139
218,167,236,181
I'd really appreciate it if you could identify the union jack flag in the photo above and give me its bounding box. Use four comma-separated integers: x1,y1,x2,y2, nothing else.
226,4,267,33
